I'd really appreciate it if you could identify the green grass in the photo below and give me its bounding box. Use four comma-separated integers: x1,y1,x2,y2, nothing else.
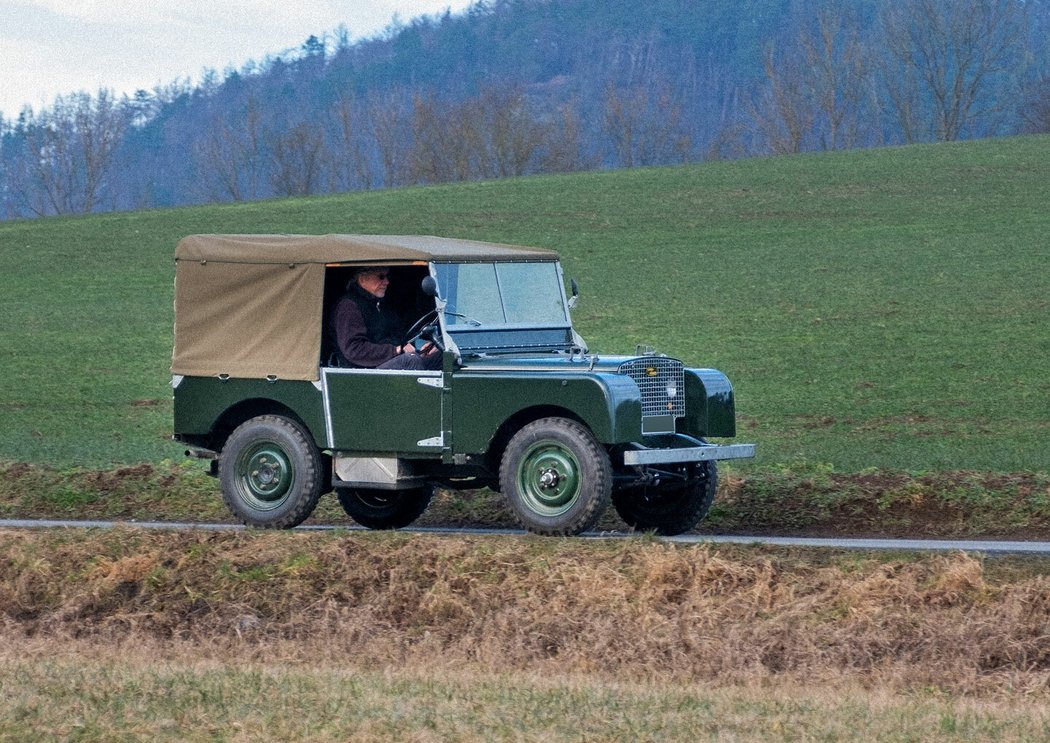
4,657,1049,742
1,135,1047,470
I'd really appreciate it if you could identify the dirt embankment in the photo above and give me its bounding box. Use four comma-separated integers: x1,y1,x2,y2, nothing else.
4,528,1050,694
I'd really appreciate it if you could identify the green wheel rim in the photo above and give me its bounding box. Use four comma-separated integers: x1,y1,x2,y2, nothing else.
515,439,582,517
235,441,294,510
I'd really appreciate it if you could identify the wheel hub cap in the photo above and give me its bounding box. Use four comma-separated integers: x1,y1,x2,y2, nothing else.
241,446,293,505
517,441,581,516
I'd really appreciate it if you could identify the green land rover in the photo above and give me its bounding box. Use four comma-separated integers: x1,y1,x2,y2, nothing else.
172,234,754,536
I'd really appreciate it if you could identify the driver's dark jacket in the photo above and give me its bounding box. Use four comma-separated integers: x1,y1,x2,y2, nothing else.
330,283,403,368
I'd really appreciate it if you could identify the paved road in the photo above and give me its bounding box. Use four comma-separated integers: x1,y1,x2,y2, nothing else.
2,518,1049,555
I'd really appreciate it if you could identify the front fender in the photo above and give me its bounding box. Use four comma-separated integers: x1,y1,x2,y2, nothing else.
682,368,737,438
449,371,642,454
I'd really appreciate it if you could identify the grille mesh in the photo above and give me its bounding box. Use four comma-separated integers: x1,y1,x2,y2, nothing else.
618,357,685,419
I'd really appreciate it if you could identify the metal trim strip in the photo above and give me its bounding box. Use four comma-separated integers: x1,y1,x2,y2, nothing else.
622,443,756,465
320,368,334,448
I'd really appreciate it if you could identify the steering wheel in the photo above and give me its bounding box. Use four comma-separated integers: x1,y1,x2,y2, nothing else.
404,307,442,350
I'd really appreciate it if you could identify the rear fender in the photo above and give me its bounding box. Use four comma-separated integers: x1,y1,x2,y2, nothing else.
173,376,326,451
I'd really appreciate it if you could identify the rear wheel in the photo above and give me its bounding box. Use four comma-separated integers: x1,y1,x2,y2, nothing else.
499,417,611,536
336,485,434,529
219,415,324,528
612,460,717,536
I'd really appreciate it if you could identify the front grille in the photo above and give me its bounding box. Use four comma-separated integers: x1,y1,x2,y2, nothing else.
618,357,685,419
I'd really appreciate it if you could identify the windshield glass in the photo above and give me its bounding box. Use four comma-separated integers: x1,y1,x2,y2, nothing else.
433,262,568,327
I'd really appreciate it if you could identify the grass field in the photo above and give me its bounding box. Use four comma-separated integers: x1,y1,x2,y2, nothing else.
1,135,1047,471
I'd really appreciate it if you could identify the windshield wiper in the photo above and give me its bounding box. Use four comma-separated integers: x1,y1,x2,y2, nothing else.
444,310,482,326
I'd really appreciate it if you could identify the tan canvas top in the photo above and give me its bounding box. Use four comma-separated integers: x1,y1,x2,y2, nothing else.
174,233,558,265
172,235,559,382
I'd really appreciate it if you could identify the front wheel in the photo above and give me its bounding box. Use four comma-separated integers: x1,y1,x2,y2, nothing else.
612,461,718,536
499,417,611,536
218,415,324,528
336,485,435,529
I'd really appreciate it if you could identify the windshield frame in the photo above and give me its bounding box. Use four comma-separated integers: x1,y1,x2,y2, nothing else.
429,259,578,355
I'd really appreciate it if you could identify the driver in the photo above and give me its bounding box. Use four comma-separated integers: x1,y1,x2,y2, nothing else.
330,266,441,370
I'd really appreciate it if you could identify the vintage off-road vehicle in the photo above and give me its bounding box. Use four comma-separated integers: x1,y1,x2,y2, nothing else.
172,234,754,536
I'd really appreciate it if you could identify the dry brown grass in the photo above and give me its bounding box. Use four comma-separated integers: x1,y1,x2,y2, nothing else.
3,528,1050,697
5,637,1050,742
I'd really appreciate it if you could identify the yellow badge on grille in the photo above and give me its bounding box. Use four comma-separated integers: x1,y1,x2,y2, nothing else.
646,367,658,377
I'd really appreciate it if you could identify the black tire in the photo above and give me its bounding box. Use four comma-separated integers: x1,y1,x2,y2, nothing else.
499,417,612,536
218,415,324,529
612,460,718,536
336,485,434,529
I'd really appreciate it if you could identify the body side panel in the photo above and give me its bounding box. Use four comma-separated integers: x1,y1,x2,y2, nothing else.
448,371,642,454
173,377,326,447
323,367,445,454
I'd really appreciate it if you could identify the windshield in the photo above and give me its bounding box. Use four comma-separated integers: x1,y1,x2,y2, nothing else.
431,261,575,354
433,262,568,327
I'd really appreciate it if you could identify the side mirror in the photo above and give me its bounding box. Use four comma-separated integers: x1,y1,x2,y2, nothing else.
567,278,579,310
421,275,439,298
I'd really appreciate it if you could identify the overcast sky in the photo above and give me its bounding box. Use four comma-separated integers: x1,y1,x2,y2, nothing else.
0,1,475,118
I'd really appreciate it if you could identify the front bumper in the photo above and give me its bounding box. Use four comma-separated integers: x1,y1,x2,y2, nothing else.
622,440,756,466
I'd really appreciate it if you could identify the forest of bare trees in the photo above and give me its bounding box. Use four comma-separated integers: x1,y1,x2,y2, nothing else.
1,0,1047,220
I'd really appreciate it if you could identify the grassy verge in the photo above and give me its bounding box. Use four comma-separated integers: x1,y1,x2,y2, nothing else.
7,525,1050,739
3,529,1050,687
3,648,1048,742
3,460,1049,539
4,529,1050,707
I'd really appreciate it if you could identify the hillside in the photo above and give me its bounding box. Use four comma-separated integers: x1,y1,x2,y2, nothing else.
3,0,1047,218
1,135,1046,474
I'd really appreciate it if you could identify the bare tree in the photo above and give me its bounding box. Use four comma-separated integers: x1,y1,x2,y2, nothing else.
367,91,411,188
749,8,877,155
603,82,691,167
331,94,373,191
408,93,481,184
801,9,878,151
477,86,545,178
1020,77,1050,133
268,120,328,196
540,98,591,173
603,86,639,167
749,42,815,154
406,87,548,185
195,96,263,201
11,90,129,215
879,0,1028,142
